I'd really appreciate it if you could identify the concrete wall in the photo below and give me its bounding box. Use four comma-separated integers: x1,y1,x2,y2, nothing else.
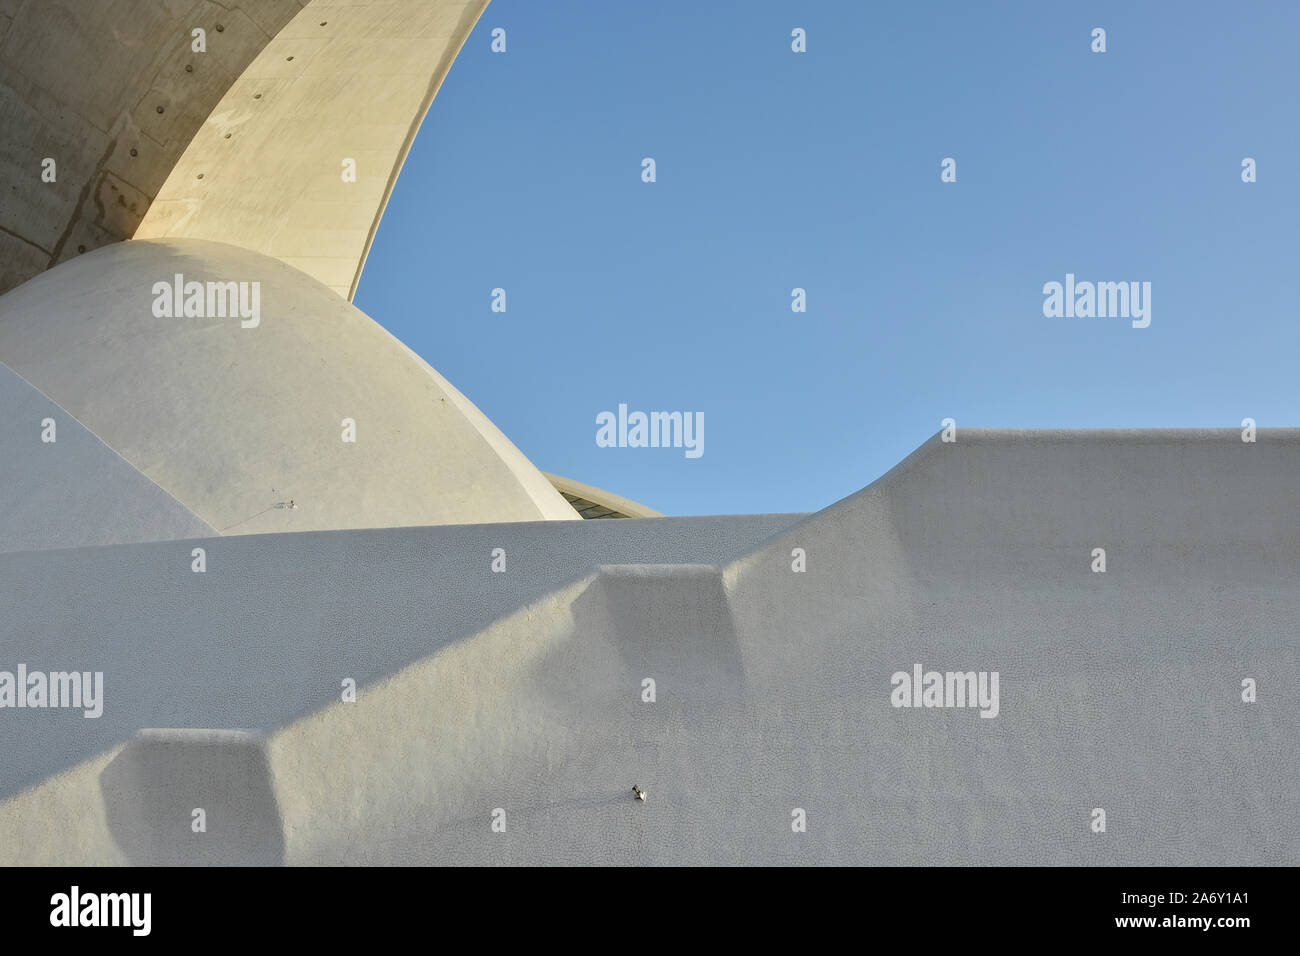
0,511,802,803
721,429,1300,864
1,430,1293,865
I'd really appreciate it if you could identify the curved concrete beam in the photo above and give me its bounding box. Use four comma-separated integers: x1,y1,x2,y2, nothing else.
0,0,311,296
135,0,488,300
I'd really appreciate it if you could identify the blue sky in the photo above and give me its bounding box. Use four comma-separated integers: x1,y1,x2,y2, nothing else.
356,0,1300,517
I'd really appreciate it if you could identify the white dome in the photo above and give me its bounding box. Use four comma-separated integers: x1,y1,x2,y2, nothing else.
0,238,579,534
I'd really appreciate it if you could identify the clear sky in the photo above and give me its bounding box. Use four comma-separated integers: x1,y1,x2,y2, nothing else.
355,0,1300,518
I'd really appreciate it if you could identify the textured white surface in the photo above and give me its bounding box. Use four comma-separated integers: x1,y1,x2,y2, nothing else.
0,431,1294,865
135,0,488,299
0,0,310,295
0,360,214,552
0,238,579,532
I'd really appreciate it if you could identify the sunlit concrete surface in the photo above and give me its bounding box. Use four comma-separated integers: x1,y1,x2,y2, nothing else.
0,238,579,534
135,0,488,299
1,0,1294,870
0,0,311,295
0,359,214,552
0,432,1294,865
1,0,484,301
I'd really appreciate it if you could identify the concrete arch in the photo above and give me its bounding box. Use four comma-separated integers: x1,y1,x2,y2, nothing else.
0,359,215,552
0,0,314,296
134,0,489,299
0,0,487,301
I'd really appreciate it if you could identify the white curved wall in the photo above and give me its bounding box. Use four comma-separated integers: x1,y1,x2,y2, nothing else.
0,238,578,533
0,360,214,552
0,432,1294,864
